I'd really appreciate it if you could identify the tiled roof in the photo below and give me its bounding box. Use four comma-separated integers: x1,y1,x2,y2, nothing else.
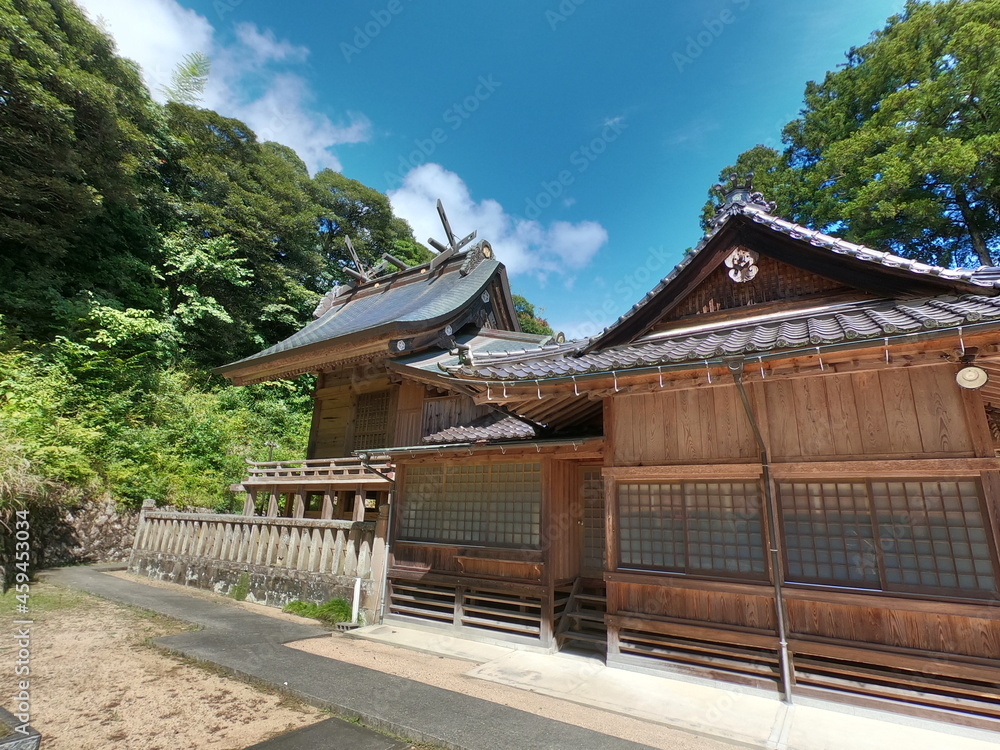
394,330,555,374
447,294,1000,381
220,253,501,370
421,412,537,444
588,199,1000,348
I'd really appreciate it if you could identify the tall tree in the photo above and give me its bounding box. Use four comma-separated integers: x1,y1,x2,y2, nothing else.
513,294,554,336
0,0,167,337
161,104,324,359
704,0,1000,267
312,170,430,280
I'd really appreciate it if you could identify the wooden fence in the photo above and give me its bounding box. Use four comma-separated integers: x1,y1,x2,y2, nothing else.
131,510,380,579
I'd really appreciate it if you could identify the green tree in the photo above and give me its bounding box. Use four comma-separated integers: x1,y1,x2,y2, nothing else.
312,170,431,280
161,104,323,359
513,294,554,336
704,0,1000,267
0,0,167,337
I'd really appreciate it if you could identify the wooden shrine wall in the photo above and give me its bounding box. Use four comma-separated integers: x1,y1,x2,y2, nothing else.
611,363,978,466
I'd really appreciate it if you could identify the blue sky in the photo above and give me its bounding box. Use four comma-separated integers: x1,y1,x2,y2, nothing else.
79,0,907,338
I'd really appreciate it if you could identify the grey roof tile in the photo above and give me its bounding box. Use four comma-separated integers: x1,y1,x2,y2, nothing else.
222,255,501,368
445,295,1000,381
421,412,536,444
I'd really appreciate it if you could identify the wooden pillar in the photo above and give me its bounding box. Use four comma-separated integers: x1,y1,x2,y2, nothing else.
242,489,256,517
353,485,367,522
266,488,279,517
293,487,306,518
321,488,335,520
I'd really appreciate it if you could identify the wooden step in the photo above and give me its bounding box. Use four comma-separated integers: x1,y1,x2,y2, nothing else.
574,593,607,605
567,611,607,623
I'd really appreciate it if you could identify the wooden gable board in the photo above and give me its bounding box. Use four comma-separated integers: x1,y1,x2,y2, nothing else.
596,215,985,347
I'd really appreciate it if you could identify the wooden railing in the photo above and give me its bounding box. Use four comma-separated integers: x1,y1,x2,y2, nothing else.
243,456,393,487
131,510,379,578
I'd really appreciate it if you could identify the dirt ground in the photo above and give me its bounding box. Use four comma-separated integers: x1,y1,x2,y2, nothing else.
0,581,321,750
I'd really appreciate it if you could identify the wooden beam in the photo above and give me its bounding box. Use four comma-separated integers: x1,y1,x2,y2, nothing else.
959,384,996,458
602,458,1000,480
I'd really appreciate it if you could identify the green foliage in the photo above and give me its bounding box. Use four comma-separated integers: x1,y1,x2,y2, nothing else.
512,294,554,336
313,170,431,281
231,572,250,601
704,0,1000,267
0,333,313,510
161,52,210,105
0,0,167,339
283,597,354,624
0,0,455,518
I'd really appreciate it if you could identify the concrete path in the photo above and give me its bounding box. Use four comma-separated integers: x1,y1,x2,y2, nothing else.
244,717,411,749
356,624,1000,750
44,566,656,750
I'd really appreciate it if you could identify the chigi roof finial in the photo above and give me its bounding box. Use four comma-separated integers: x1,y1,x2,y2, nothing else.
711,172,776,222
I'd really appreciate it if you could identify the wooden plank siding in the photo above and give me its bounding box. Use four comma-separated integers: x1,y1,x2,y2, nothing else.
421,394,490,437
310,384,353,458
546,458,582,585
393,380,425,447
602,361,1000,716
762,367,974,460
612,385,756,465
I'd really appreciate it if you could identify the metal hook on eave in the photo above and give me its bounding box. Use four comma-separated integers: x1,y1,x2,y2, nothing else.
613,371,620,392
816,346,824,372
572,375,579,396
500,445,506,455
884,337,890,364
486,382,491,399
758,356,766,380
658,366,664,388
959,326,966,357
534,443,541,453
502,381,507,399
536,379,542,400
705,360,712,384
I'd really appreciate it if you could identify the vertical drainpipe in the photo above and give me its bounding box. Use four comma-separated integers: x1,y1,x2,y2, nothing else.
726,359,794,704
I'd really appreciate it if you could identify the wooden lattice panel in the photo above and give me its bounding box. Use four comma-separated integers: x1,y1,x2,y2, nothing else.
617,481,766,577
658,249,851,324
581,468,606,576
352,389,390,451
400,462,542,547
778,479,998,595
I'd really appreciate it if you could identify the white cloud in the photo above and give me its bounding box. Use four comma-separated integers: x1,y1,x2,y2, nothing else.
388,164,608,279
75,0,368,173
232,22,308,65
78,0,213,98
